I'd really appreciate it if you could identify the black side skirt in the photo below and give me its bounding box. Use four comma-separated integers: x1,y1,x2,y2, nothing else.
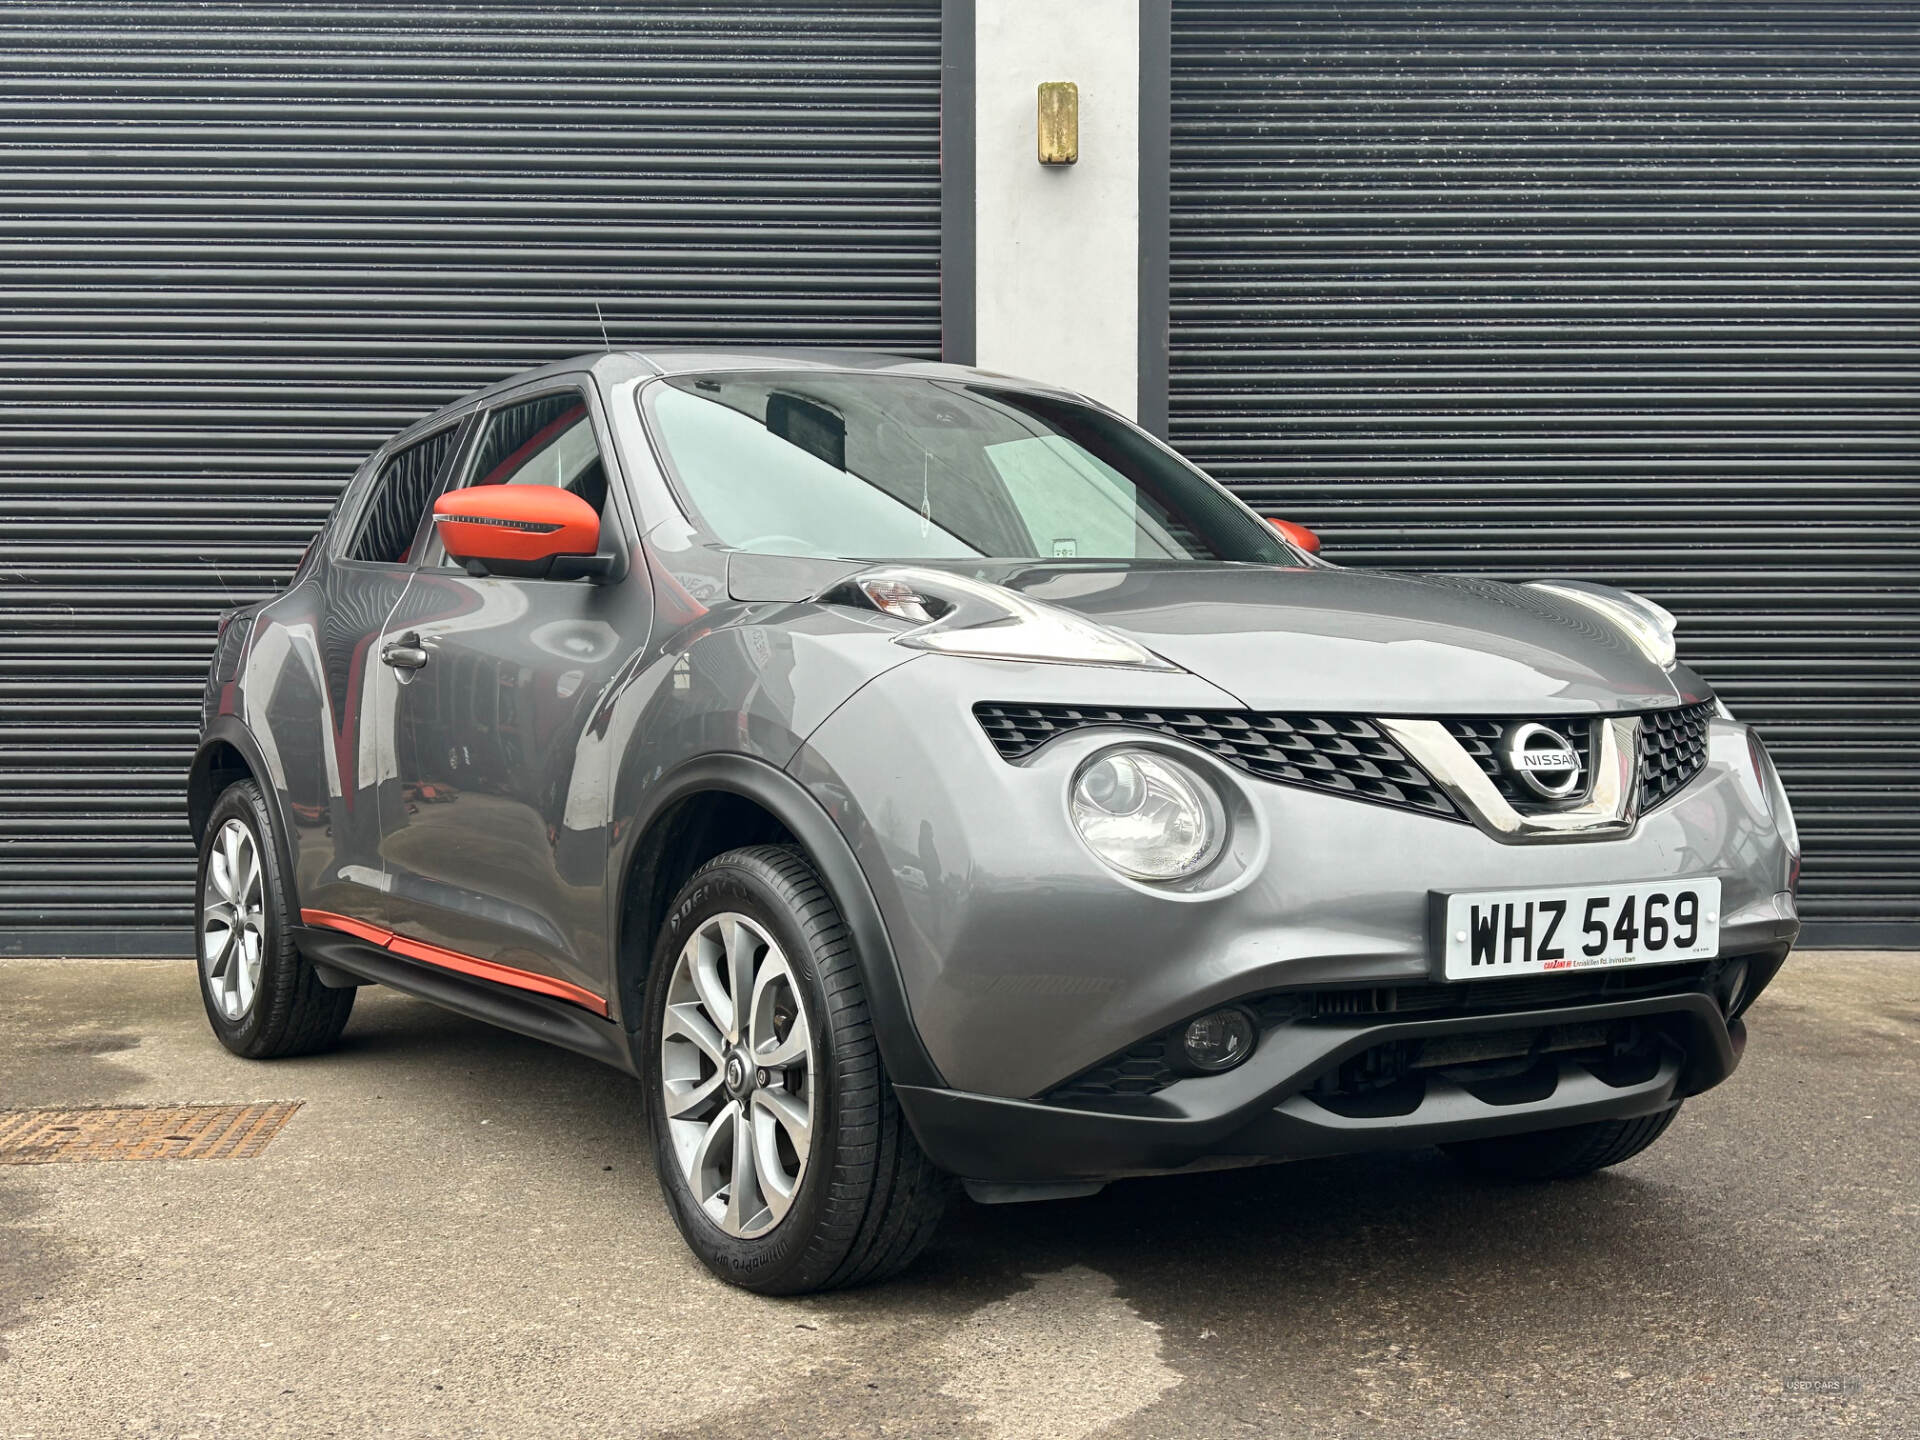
292,925,639,1077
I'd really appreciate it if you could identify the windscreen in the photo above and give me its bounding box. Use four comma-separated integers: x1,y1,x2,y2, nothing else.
640,372,1290,564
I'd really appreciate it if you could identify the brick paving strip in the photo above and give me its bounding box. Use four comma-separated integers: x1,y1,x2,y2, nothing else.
0,1102,302,1164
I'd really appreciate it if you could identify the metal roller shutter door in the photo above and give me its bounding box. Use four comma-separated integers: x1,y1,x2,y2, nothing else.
1170,2,1920,945
0,0,941,956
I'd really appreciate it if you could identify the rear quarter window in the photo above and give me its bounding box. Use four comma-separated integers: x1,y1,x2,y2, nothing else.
345,425,462,564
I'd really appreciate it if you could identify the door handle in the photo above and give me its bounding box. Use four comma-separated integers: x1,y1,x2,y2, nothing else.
381,633,428,671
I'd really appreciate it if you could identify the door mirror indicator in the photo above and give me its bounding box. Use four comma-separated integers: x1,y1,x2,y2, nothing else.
432,486,620,581
1267,516,1322,555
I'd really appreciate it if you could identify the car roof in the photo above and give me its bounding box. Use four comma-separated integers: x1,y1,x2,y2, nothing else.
395,347,1088,443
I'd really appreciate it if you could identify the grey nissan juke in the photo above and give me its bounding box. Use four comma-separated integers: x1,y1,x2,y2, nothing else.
188,349,1802,1293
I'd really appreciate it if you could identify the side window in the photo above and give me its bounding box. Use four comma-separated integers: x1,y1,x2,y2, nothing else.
347,426,460,564
439,389,610,566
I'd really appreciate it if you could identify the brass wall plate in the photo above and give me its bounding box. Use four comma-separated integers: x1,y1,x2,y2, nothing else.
1037,81,1078,165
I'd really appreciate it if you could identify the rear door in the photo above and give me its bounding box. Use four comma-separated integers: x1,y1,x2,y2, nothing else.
375,379,649,1010
293,422,464,932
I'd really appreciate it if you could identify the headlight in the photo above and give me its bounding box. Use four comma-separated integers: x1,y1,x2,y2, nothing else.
825,567,1176,671
1070,749,1224,880
1527,581,1678,669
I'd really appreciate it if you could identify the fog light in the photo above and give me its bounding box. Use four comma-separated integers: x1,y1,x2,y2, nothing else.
1182,1008,1255,1072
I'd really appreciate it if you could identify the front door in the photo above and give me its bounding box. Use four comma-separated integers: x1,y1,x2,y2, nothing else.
375,383,648,1010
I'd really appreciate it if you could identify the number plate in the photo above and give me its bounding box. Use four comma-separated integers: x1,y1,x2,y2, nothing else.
1439,878,1721,981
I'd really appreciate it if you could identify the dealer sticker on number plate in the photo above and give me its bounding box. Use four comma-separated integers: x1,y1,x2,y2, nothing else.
1440,878,1721,981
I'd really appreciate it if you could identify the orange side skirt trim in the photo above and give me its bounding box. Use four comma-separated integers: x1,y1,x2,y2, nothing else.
299,908,608,1018
299,908,394,947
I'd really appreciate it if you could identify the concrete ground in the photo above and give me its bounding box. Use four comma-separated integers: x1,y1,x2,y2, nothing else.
0,954,1914,1440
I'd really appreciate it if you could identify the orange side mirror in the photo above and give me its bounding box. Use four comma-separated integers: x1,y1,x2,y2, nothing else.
433,486,603,580
1268,516,1322,555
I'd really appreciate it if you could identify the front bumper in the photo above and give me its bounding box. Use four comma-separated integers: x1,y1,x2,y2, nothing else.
791,653,1800,1180
895,990,1749,1184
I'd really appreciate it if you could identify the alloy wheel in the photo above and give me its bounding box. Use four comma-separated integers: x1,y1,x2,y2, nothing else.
660,912,816,1239
201,817,265,1021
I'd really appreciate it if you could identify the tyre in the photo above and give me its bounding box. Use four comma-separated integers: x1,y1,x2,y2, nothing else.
1443,1105,1681,1181
643,845,948,1294
194,779,354,1059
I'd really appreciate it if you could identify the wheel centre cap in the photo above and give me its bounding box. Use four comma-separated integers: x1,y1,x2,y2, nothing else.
723,1052,751,1098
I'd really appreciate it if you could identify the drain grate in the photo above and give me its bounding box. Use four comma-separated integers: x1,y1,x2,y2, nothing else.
0,1102,302,1164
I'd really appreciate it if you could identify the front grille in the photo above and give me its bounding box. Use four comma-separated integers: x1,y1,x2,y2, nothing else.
1304,1018,1666,1119
1640,701,1716,812
1440,716,1596,810
977,700,1721,828
1259,962,1710,1025
973,704,1464,822
1041,962,1714,1105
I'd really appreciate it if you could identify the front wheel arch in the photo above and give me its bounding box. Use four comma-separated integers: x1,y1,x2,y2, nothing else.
611,754,944,1090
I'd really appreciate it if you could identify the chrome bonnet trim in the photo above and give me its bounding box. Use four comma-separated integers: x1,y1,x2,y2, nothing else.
1379,716,1643,844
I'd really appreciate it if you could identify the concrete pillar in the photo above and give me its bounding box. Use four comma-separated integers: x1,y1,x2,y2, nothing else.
943,0,1162,425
